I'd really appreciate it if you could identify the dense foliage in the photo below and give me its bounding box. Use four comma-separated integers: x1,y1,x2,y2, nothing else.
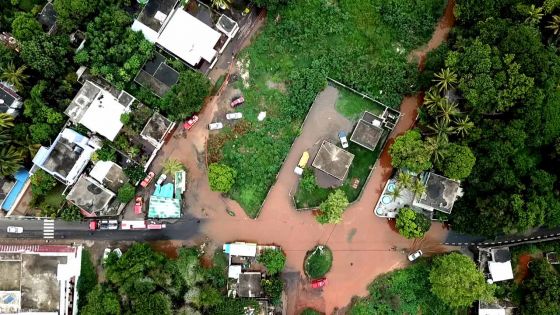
77,249,97,310
429,253,494,308
29,169,57,204
257,248,286,275
116,183,135,203
317,189,348,224
208,163,237,193
395,207,431,239
520,259,560,314
389,130,432,173
160,71,210,120
304,245,333,279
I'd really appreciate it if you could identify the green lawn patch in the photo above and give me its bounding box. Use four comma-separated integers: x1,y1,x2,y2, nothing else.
335,88,385,121
304,245,333,279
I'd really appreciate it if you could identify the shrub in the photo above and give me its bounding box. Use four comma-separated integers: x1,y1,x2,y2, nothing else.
438,143,476,180
93,145,116,162
160,70,210,120
30,169,57,201
262,276,283,305
301,308,323,315
304,245,333,279
120,113,131,125
389,130,432,173
258,249,286,275
59,204,82,221
208,163,237,193
124,164,145,183
163,159,185,175
117,183,135,203
77,249,97,310
395,207,431,239
316,189,348,224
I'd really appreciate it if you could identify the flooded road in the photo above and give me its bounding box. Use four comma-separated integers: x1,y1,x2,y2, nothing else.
151,1,457,313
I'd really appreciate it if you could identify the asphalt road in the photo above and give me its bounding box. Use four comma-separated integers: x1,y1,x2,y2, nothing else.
0,217,204,241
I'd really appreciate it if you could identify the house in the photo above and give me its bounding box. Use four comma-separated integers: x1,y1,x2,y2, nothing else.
479,247,514,283
134,51,180,97
478,300,516,315
0,244,83,315
0,169,30,215
32,128,99,186
0,81,23,116
66,175,117,216
65,80,134,141
88,161,128,193
238,272,263,298
412,172,463,214
311,140,354,182
140,111,176,166
132,1,239,71
350,112,385,151
37,1,57,34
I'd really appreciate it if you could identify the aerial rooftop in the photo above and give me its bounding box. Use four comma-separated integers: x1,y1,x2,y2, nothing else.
0,81,22,115
350,118,384,151
89,161,128,193
37,1,57,34
413,172,462,214
312,140,355,181
66,175,116,215
134,52,179,97
237,272,262,298
131,0,178,41
140,111,174,147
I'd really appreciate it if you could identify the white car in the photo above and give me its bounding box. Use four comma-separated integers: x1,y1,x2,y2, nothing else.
156,174,167,185
7,226,23,234
226,112,243,120
209,122,224,130
338,131,349,149
407,250,423,262
102,248,111,263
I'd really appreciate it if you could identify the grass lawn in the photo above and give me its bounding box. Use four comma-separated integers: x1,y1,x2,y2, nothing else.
213,0,446,217
304,245,333,279
335,87,385,121
42,185,66,208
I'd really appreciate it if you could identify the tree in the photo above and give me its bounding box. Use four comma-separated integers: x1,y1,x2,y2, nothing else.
304,245,333,279
210,0,230,9
81,285,121,315
0,146,23,177
53,0,96,32
92,145,116,162
0,113,14,129
257,249,286,275
422,87,443,112
262,276,283,305
117,183,135,203
160,71,210,120
547,15,560,35
395,207,431,239
438,144,476,180
0,63,28,91
411,179,427,197
317,189,348,224
208,163,236,193
436,99,460,124
453,115,474,137
433,68,457,92
163,159,185,175
192,286,222,309
521,259,560,314
124,164,145,183
77,249,97,310
428,118,454,141
60,204,82,221
521,4,544,25
425,136,448,164
396,172,414,189
429,253,494,308
387,184,402,202
389,130,432,173
11,12,42,39
20,34,70,79
30,169,56,200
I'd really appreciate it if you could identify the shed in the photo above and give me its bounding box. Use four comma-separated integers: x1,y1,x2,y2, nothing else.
311,141,354,181
237,272,262,298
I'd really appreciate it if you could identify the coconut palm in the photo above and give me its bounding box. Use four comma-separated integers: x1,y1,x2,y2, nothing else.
428,118,454,141
423,87,444,111
426,136,448,164
13,134,41,160
163,159,185,175
453,115,475,138
525,5,544,25
437,99,460,123
433,68,458,92
547,15,560,35
211,0,230,9
387,184,403,202
412,179,427,198
0,146,23,177
397,172,414,190
0,63,28,92
0,113,15,129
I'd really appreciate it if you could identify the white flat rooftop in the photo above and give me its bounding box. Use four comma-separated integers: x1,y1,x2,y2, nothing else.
488,261,514,282
156,9,221,66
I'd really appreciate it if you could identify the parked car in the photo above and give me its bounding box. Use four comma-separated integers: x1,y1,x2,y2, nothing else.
140,171,155,188
294,151,310,175
407,250,423,262
209,122,224,130
7,226,23,234
156,174,167,186
230,96,245,108
338,131,349,149
134,196,143,214
311,278,328,289
226,112,243,120
183,115,199,130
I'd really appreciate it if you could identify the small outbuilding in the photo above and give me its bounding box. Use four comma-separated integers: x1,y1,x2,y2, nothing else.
350,116,384,151
237,272,263,298
488,248,514,283
89,161,128,193
312,140,354,181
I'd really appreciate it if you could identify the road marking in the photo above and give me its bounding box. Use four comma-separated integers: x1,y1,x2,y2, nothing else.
43,219,55,239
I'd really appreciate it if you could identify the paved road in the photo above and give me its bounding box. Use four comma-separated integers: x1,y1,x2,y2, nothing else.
0,217,203,241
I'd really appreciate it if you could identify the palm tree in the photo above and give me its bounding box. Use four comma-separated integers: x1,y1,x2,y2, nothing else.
412,179,427,198
453,115,475,138
426,136,448,164
433,68,458,92
0,113,15,129
423,87,443,111
388,184,402,202
0,146,23,177
211,0,230,9
547,15,560,35
428,118,454,141
13,134,41,161
163,159,185,175
0,63,28,92
525,5,544,25
437,99,460,123
397,172,414,190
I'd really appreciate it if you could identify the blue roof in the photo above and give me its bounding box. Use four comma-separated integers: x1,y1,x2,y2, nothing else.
1,169,30,211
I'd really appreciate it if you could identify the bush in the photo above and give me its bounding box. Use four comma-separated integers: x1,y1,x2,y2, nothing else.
438,143,476,180
317,189,348,224
258,249,286,275
395,207,431,239
59,204,82,221
117,183,135,203
262,276,283,305
93,145,116,162
30,169,57,202
304,245,333,279
124,164,145,183
77,249,97,310
208,163,237,193
389,130,432,173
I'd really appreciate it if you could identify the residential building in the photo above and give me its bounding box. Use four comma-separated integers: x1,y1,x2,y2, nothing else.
66,175,118,217
412,172,463,214
479,247,514,283
0,81,23,116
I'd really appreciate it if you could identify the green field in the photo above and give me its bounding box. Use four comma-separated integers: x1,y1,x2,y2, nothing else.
214,0,446,217
335,88,386,121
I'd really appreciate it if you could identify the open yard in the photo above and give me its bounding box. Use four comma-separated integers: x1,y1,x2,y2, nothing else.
209,0,447,217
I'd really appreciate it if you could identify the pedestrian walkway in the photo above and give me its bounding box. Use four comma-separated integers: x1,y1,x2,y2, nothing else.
43,219,54,239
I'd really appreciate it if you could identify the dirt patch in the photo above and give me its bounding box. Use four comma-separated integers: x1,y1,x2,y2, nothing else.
515,254,532,284
236,58,251,88
266,80,287,93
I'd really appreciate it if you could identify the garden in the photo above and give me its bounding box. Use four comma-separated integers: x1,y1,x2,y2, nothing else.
207,0,448,218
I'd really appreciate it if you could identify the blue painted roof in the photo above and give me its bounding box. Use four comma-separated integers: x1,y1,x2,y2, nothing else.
1,169,30,211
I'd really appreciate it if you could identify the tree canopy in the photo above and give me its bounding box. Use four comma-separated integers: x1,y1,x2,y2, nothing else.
208,163,237,193
317,189,348,224
389,130,432,173
395,207,431,239
257,249,286,275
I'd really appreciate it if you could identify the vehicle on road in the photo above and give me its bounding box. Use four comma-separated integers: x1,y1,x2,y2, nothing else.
294,151,310,175
230,96,245,108
183,115,199,130
7,226,23,234
140,171,155,188
156,174,167,185
407,250,423,262
311,278,328,289
338,131,349,149
90,220,119,231
134,196,143,214
209,122,224,130
226,112,243,120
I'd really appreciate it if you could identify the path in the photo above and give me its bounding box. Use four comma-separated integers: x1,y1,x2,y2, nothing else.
151,1,457,313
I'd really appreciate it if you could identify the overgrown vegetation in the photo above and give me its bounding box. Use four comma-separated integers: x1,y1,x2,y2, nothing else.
395,207,431,239
304,245,333,279
77,249,97,310
258,248,286,275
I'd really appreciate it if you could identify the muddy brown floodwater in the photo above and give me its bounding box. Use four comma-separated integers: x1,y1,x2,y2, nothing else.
150,1,457,314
